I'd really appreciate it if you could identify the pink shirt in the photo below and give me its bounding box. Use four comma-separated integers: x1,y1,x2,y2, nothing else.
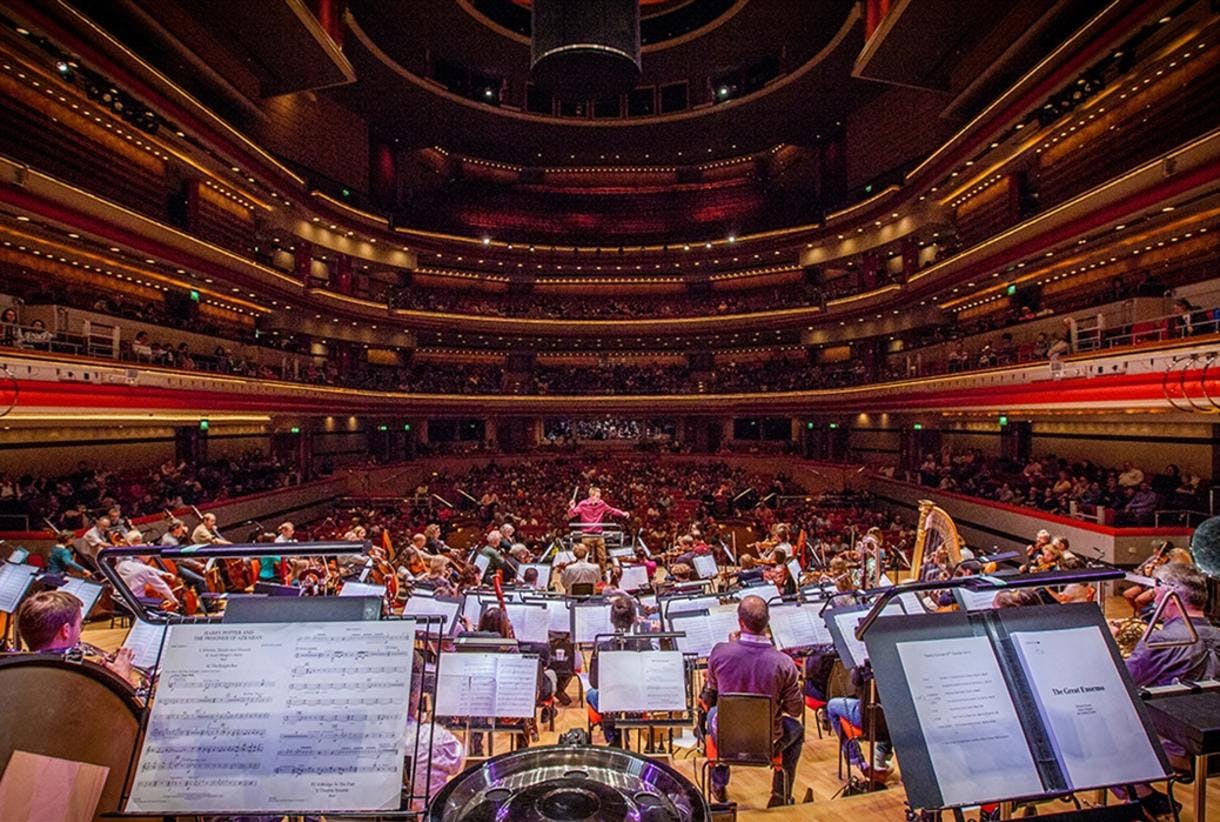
567,498,626,534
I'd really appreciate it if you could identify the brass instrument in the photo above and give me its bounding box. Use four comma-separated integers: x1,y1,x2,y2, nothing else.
910,499,964,577
1111,617,1149,658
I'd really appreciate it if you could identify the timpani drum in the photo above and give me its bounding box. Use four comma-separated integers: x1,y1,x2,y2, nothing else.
0,654,143,821
428,744,711,821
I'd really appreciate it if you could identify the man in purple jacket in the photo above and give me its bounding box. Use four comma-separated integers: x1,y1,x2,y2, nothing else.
705,595,804,806
567,485,630,566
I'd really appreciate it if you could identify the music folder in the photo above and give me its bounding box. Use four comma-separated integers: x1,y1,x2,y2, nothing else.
862,603,1170,811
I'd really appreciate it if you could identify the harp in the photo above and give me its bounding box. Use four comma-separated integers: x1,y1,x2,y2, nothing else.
910,499,964,577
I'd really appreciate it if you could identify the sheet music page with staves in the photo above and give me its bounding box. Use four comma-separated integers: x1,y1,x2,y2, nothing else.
126,620,414,813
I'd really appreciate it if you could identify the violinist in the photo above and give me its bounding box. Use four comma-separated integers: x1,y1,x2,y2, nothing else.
1020,535,1066,574
1124,544,1194,615
737,554,764,585
772,556,798,598
16,590,135,684
1024,528,1052,563
423,523,449,555
274,522,296,543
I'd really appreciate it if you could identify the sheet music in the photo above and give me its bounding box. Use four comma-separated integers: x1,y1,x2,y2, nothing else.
898,591,929,614
539,597,571,633
57,577,104,617
692,554,718,579
1011,626,1166,789
768,602,833,650
573,602,615,645
473,554,490,576
502,603,550,644
832,603,903,668
786,559,802,584
402,595,460,633
434,653,538,718
897,635,1043,807
598,650,687,713
337,581,385,598
123,619,170,671
618,564,650,591
671,606,740,658
127,620,415,813
955,587,1000,611
0,563,36,613
663,594,719,620
462,593,496,627
517,563,552,590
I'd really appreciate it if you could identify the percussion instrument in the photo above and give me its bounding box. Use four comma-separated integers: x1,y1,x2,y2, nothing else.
427,744,710,821
0,654,143,821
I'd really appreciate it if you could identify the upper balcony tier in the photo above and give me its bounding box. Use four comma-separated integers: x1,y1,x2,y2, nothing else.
0,1,1216,343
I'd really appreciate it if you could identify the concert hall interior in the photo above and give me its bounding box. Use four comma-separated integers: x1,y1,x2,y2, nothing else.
1,0,1220,820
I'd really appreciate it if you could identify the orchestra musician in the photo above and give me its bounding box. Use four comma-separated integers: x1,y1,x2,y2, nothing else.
15,590,135,684
191,512,230,545
559,543,600,593
567,485,630,566
1117,564,1219,815
1124,543,1193,615
46,530,94,580
159,520,212,613
80,515,111,567
115,554,180,611
704,596,803,807
585,595,644,746
403,650,464,809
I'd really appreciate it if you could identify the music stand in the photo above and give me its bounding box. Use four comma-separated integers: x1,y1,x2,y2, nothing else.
858,591,1170,818
591,633,694,755
0,563,38,650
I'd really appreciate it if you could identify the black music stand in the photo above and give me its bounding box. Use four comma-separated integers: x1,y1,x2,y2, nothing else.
858,600,1172,819
590,632,694,756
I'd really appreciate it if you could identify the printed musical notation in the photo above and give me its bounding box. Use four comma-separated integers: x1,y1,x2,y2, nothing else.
126,620,415,814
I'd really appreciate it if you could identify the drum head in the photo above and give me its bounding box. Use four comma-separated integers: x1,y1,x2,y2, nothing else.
0,655,142,821
428,744,710,821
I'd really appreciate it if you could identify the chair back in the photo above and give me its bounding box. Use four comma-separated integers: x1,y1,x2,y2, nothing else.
716,692,773,765
569,582,595,596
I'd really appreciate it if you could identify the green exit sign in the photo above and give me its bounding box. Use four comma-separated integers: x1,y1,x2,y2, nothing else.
290,426,300,434
189,289,200,302
198,419,208,431
1006,284,1017,296
404,424,411,431
999,415,1009,427
913,423,923,430
828,423,839,429
378,424,389,432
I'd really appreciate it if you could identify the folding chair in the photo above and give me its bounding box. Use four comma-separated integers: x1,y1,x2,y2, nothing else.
700,693,789,804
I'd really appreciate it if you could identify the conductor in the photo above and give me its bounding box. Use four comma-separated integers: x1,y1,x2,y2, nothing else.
567,485,630,567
